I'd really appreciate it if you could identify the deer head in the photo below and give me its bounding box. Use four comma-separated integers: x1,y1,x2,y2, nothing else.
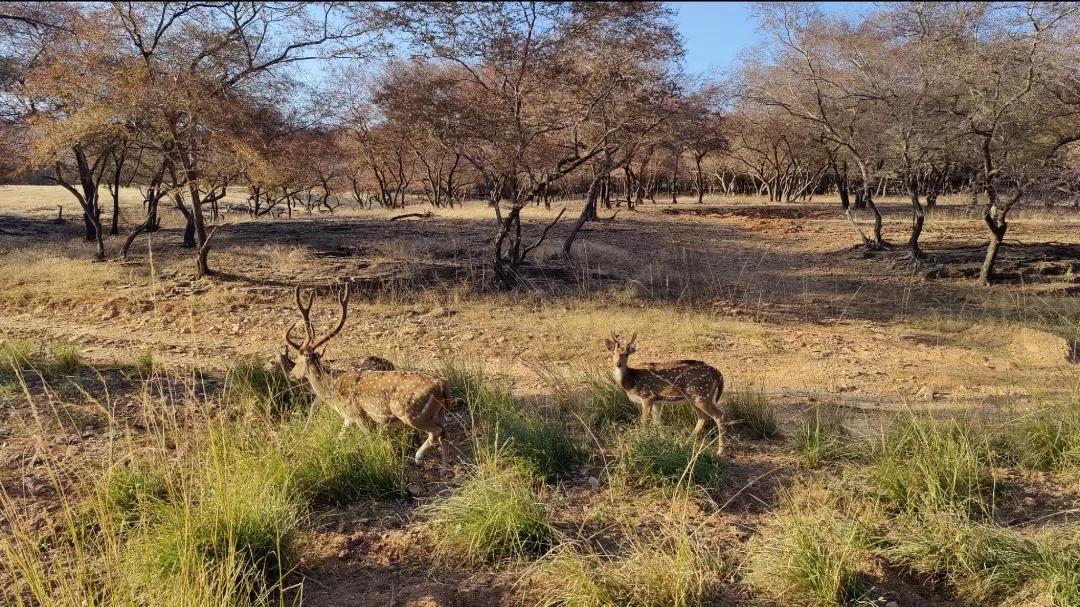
283,283,350,381
604,331,637,367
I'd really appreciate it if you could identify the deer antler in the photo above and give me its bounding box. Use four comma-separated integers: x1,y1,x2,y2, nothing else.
627,332,637,345
285,285,317,350
309,283,351,351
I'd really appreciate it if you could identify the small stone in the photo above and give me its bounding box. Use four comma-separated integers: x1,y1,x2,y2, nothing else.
886,602,899,607
587,477,600,489
406,483,425,497
1023,497,1037,506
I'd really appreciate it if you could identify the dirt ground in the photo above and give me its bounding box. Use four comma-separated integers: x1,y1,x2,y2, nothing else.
2,185,1079,605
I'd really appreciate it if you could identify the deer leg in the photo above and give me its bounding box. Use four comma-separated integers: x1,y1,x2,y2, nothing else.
713,416,726,456
651,402,663,425
336,418,355,442
414,433,436,464
692,403,709,436
637,397,651,426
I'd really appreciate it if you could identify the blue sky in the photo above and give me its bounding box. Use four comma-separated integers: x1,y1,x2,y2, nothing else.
669,2,874,76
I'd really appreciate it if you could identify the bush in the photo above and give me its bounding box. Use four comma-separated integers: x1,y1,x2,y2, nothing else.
536,522,721,607
795,405,855,469
280,408,408,504
744,498,869,607
488,414,585,482
724,386,781,439
225,356,309,419
615,426,722,489
871,415,995,516
421,459,554,565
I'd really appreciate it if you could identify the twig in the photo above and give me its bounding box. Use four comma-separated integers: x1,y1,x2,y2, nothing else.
521,207,567,261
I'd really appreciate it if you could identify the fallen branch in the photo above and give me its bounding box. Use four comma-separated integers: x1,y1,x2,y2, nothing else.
389,211,434,221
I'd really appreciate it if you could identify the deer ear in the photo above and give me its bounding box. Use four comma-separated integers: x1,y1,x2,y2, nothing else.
627,343,637,354
605,339,616,352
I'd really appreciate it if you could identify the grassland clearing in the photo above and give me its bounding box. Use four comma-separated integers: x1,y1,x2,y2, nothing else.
2,186,1079,605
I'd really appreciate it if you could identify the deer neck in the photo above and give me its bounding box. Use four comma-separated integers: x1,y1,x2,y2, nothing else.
303,365,339,404
612,362,633,390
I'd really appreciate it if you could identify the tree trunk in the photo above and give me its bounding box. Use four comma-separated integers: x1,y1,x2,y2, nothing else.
695,155,705,204
109,151,125,236
978,212,1008,285
670,154,678,204
563,172,604,256
493,204,522,289
832,161,869,246
906,179,925,260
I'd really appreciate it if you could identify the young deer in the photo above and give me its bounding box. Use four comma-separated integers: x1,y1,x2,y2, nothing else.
281,284,453,469
605,332,728,455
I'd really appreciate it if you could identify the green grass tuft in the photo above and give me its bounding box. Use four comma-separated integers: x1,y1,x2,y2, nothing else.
725,385,781,439
50,342,84,374
535,521,721,607
580,366,639,428
795,405,855,469
280,407,408,504
994,401,1080,472
488,413,586,482
871,414,995,517
744,497,869,607
421,459,554,565
615,425,722,489
0,339,47,379
225,355,309,419
884,514,1080,606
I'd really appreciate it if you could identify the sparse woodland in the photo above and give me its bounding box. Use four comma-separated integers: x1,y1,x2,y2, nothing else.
1,2,1080,607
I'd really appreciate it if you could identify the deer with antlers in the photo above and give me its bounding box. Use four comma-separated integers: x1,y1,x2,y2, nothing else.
281,283,453,470
605,332,728,455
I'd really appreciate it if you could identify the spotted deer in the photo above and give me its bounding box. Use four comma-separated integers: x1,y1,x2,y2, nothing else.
281,283,452,469
605,332,728,455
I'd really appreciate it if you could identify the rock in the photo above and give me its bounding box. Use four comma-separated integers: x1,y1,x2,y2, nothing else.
1023,497,1037,506
587,477,600,489
406,483,425,497
886,602,899,607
